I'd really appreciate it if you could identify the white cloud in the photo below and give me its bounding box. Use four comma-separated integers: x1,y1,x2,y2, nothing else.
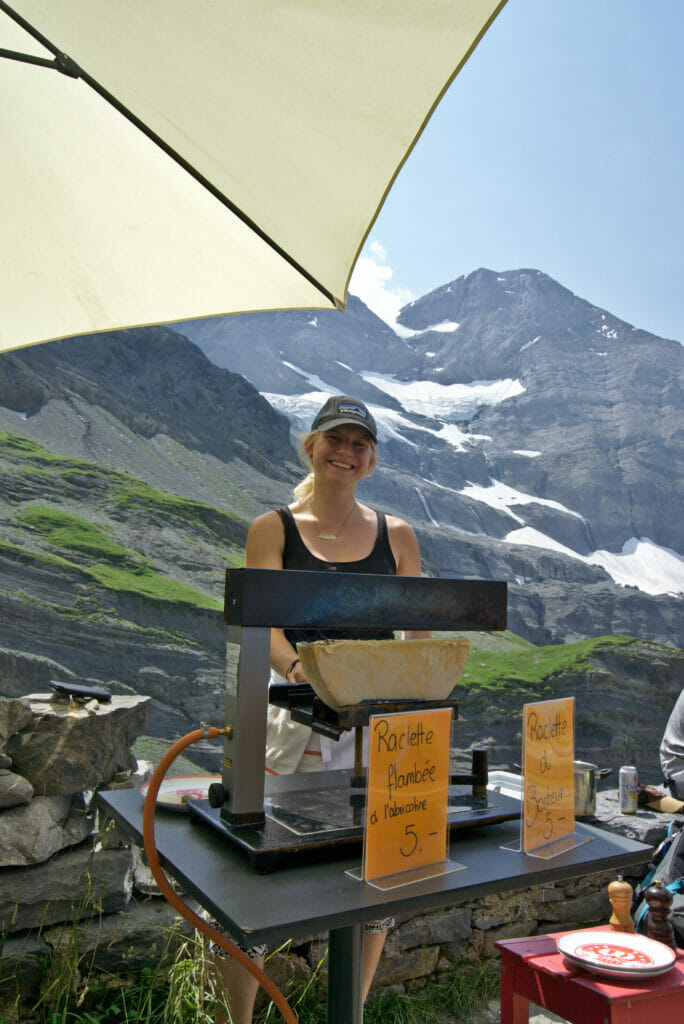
349,241,414,334
368,240,387,261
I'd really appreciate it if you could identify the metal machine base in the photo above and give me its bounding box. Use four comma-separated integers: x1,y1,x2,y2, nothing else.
189,769,521,872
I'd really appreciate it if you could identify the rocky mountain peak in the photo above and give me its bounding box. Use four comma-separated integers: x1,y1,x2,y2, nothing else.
396,267,671,384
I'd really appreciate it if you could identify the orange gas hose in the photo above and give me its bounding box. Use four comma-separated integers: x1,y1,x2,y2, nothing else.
142,726,297,1023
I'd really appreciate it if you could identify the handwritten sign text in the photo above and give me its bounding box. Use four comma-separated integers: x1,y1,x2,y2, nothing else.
363,708,451,882
523,697,575,853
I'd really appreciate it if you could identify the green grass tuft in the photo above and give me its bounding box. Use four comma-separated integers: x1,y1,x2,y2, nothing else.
456,634,637,693
86,563,221,610
8,507,221,612
116,480,246,529
19,505,133,562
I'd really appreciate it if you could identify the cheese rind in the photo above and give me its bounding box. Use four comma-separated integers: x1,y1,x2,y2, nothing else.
297,637,470,711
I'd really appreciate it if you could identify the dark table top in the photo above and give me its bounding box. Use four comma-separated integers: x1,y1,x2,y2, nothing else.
98,788,652,948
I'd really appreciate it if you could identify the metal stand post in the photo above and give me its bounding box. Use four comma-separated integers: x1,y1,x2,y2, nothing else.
328,923,365,1023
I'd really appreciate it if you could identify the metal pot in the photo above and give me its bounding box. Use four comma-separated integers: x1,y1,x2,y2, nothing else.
574,760,598,818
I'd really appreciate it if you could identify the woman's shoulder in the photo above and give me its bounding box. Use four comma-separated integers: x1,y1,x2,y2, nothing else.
384,511,416,535
245,508,288,568
383,512,421,575
384,512,419,547
248,507,286,529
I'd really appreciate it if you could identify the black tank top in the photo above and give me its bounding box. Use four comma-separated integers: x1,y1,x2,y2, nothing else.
277,506,396,646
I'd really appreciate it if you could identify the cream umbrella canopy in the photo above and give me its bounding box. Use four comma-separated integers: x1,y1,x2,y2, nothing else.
1,0,507,355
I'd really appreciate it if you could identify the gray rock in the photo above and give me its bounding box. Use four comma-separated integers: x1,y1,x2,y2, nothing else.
389,907,472,951
0,793,93,868
0,931,48,1013
0,768,33,808
535,890,608,924
253,951,313,1014
0,842,132,932
372,944,441,989
592,788,684,848
42,896,193,975
6,694,149,795
0,697,33,746
0,752,12,768
0,649,76,700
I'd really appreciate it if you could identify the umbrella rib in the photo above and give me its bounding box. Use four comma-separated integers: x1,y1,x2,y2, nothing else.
0,0,341,311
0,46,72,71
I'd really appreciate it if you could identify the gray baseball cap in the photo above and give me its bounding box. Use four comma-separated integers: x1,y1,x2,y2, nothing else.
310,395,377,442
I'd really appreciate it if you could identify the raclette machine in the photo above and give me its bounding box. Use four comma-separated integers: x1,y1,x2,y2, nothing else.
190,569,516,871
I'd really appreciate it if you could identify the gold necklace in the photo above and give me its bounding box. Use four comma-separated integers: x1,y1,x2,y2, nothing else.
314,501,357,541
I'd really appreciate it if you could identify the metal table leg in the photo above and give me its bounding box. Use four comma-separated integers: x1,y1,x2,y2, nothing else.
327,923,364,1023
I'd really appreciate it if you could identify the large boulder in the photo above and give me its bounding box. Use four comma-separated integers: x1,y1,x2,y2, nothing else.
0,841,133,931
0,793,94,868
5,694,149,795
0,697,34,747
0,769,33,808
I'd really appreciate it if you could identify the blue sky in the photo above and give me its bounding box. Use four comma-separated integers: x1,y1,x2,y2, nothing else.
350,0,684,343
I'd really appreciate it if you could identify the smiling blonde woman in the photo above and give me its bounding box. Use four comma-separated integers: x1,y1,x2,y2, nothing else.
212,395,427,1024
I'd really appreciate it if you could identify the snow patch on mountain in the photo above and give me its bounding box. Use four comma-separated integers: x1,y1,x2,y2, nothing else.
506,527,576,556
362,372,524,421
281,362,330,392
394,320,460,339
506,529,684,596
461,479,584,521
590,538,684,596
433,422,489,451
423,320,460,333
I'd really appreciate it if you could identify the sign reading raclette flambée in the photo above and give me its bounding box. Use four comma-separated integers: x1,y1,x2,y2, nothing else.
363,708,452,882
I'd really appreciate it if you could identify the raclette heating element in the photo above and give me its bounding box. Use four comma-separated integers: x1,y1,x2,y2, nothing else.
189,569,515,871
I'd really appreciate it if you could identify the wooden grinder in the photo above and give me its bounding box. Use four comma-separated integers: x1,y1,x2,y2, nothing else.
644,879,677,951
608,877,635,933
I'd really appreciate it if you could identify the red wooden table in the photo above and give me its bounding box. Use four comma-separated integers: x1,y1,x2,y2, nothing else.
495,928,684,1024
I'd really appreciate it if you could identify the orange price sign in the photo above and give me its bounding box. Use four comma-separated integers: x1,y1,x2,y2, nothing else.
363,708,452,883
522,697,575,853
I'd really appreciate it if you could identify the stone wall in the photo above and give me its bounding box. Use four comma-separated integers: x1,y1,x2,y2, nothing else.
1,696,678,1021
0,692,155,1021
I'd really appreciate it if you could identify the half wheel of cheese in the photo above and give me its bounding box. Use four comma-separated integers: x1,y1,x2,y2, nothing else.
297,636,470,711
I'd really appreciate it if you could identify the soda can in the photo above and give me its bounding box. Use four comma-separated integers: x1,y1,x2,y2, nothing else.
619,766,639,814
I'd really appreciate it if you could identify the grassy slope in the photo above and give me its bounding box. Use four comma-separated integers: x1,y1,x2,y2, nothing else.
14,505,221,611
0,430,249,613
455,634,638,693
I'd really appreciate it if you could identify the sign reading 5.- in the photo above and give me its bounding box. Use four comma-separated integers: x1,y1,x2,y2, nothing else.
363,708,451,883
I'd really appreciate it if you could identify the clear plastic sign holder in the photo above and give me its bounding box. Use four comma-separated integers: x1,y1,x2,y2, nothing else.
502,697,592,859
347,708,465,891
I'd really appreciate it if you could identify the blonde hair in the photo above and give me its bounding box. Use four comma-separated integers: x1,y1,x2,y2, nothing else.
293,428,377,503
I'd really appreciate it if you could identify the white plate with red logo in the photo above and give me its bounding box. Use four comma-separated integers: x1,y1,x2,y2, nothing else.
557,931,676,979
140,776,220,811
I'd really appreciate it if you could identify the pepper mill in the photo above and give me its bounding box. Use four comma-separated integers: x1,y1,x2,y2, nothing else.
645,879,677,950
608,877,636,933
